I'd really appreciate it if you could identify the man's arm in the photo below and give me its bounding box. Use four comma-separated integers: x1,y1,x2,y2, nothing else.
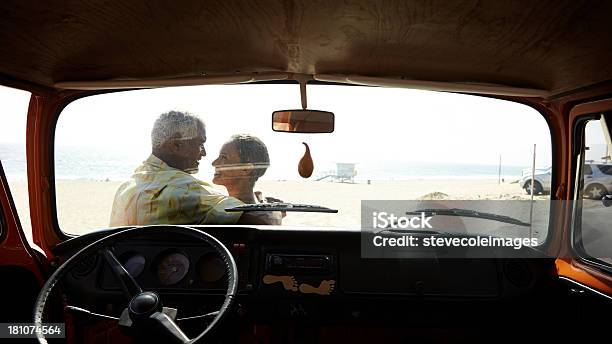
237,211,282,225
193,183,283,225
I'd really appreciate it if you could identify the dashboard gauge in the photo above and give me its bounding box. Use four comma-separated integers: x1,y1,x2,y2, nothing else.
197,253,226,283
120,253,146,278
156,252,190,286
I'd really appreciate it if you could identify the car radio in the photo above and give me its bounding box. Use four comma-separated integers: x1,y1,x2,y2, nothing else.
265,253,334,274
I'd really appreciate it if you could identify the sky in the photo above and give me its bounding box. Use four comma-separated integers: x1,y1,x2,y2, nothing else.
0,86,30,143
0,83,561,180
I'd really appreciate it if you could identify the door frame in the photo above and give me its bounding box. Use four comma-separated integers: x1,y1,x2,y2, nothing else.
556,98,612,295
0,160,46,283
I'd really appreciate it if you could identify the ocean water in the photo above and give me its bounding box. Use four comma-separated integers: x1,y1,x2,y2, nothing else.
0,143,526,182
0,143,28,180
1,143,144,181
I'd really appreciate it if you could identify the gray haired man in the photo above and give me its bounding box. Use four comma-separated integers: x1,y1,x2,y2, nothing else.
110,111,277,226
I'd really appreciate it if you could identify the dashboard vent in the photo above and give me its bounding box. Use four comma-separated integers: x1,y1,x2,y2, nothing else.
71,253,99,278
503,261,533,288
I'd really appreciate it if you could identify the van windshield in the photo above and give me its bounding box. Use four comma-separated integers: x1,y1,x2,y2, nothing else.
54,84,552,239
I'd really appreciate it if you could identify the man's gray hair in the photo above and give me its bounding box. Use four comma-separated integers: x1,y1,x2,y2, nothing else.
151,111,205,148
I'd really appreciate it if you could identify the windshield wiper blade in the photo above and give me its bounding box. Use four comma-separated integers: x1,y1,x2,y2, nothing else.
226,202,338,213
405,208,530,227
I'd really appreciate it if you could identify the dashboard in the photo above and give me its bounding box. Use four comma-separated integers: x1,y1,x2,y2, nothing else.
54,226,560,325
99,243,230,291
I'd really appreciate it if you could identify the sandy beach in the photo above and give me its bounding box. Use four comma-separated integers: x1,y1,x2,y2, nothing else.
13,177,612,262
8,178,549,238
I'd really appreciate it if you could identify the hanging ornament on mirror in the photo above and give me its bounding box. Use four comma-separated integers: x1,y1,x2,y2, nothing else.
298,142,313,178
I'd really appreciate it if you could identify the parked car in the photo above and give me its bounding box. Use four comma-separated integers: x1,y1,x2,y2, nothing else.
520,166,552,195
583,163,612,199
521,163,612,198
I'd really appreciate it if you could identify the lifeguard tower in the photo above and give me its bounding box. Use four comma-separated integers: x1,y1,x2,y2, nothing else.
316,162,357,183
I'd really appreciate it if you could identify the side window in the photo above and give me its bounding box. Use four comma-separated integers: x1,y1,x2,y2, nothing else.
0,86,32,243
575,115,612,267
0,165,3,239
598,165,612,175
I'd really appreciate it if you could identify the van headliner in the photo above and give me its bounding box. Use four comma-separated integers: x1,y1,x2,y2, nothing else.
0,0,611,96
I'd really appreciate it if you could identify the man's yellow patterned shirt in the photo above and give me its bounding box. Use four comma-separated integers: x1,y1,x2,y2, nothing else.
110,154,242,226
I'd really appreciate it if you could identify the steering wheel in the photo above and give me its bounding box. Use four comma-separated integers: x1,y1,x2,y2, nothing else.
33,225,238,344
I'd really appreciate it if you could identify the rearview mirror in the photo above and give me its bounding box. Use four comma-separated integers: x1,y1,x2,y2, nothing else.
272,110,334,133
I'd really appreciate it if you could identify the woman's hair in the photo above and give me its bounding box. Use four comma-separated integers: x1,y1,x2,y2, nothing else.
229,134,270,179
